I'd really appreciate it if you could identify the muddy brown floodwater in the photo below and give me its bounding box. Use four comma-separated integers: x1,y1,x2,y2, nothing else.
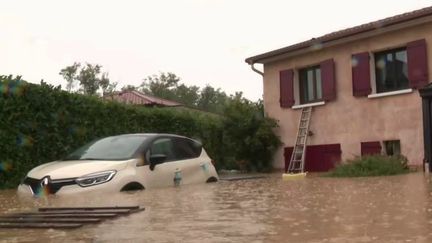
1,173,432,242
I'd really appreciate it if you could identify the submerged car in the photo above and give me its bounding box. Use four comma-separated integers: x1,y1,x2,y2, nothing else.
18,134,218,196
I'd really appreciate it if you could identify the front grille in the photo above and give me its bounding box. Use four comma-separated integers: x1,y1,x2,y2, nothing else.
23,177,77,194
22,177,40,194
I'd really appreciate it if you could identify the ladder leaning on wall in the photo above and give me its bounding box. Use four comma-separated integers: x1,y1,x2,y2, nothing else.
284,107,312,178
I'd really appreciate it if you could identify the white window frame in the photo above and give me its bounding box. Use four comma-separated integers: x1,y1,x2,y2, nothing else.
367,45,413,99
292,68,326,109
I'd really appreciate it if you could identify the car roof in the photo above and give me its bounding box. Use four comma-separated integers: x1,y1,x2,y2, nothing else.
109,133,199,141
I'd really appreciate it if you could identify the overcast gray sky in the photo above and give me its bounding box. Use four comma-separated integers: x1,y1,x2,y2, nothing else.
1,0,432,100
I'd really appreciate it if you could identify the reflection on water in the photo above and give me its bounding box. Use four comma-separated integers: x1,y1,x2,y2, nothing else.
1,173,432,242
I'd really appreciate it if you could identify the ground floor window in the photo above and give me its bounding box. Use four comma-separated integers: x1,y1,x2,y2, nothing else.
384,140,401,156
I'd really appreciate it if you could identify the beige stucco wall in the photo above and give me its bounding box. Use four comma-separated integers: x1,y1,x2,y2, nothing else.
263,22,432,169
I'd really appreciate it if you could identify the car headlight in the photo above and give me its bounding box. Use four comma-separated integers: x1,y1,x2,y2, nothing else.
20,176,27,185
76,170,116,187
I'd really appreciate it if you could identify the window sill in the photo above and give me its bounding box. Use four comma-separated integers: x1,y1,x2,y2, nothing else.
292,101,325,110
367,89,413,99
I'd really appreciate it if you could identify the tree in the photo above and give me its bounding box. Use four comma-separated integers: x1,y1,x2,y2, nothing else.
140,72,180,100
99,72,117,95
139,72,203,107
121,85,138,91
138,72,238,113
59,62,80,92
175,84,200,107
221,94,281,171
197,85,228,113
60,62,117,96
76,63,102,95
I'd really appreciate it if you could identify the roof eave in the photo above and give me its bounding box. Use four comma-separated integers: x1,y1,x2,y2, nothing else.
245,10,432,65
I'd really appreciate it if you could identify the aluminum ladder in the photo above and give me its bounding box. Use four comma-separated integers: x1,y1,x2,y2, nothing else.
287,107,312,173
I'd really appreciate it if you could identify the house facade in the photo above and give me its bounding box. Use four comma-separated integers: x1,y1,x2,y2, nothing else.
246,7,432,171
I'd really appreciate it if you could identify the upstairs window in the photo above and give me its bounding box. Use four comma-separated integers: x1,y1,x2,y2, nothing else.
279,59,335,108
374,48,409,93
299,66,322,104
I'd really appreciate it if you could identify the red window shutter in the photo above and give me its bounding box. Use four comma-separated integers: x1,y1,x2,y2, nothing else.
320,59,336,101
407,39,429,89
361,142,381,156
279,69,295,108
352,52,372,97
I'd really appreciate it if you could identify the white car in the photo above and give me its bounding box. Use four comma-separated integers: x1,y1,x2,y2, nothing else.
18,134,218,197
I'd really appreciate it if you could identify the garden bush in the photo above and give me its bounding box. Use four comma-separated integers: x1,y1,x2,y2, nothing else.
0,75,281,188
327,155,409,177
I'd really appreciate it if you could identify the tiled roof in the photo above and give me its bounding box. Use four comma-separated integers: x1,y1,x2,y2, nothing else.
105,90,182,107
245,6,432,64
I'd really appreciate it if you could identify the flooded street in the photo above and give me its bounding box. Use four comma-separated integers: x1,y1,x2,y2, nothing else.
1,173,432,242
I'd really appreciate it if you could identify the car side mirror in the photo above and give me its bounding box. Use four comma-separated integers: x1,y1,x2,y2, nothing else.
149,154,167,171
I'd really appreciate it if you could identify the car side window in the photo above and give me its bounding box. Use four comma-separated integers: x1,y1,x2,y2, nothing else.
148,138,176,162
172,138,202,160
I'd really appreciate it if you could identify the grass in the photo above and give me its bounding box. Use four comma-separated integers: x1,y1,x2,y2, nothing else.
326,155,409,177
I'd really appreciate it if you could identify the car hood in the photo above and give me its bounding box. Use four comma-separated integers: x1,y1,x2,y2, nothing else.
27,160,132,180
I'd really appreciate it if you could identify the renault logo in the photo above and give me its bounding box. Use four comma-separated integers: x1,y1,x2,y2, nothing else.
40,176,50,187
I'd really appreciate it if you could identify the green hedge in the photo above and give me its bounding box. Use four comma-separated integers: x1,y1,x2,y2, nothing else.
0,76,225,188
326,155,409,177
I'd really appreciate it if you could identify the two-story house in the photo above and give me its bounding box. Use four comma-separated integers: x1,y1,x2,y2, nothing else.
245,6,432,172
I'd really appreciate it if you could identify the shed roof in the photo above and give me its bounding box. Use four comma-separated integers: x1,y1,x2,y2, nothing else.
105,90,182,107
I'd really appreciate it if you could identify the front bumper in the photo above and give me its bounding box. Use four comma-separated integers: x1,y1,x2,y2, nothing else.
17,179,119,197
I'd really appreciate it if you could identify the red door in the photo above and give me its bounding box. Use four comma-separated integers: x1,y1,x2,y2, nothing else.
284,144,341,172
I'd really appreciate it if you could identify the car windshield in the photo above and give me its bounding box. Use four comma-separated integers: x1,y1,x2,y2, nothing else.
63,135,150,161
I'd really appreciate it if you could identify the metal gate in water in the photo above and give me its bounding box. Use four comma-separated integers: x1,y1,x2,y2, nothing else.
0,206,144,229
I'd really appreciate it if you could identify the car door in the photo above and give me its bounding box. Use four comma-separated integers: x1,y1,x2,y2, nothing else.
135,137,180,188
171,137,207,185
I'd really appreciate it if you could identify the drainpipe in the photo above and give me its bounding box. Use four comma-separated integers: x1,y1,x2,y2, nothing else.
249,62,266,116
250,62,263,76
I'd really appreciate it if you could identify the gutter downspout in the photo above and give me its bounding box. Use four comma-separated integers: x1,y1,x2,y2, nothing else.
250,62,264,76
249,62,266,117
